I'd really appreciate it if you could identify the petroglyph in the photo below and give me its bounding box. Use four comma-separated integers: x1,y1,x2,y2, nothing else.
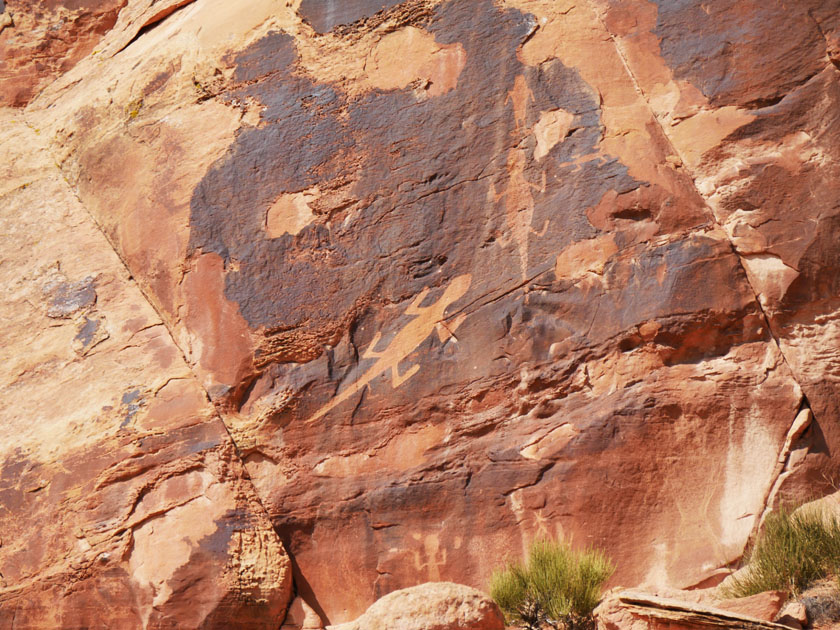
507,74,534,133
509,490,563,551
491,147,548,279
412,532,447,582
493,79,575,278
307,274,471,422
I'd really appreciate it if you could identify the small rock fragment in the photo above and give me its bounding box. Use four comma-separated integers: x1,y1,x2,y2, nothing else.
776,601,807,629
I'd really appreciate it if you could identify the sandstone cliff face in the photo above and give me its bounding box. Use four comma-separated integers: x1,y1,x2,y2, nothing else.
0,110,292,627
2,0,840,626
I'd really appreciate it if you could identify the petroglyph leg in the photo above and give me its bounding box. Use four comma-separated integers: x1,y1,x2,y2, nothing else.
391,363,420,388
363,331,384,359
532,219,549,237
405,287,431,315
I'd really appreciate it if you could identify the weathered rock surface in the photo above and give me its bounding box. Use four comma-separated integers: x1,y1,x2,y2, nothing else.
0,0,127,107
595,591,794,630
282,596,325,630
714,590,786,623
0,110,292,627
4,0,840,626
777,601,807,630
327,582,504,630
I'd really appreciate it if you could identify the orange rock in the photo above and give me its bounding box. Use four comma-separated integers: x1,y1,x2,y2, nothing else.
7,0,840,625
0,0,125,106
715,591,787,622
777,601,807,629
0,110,292,627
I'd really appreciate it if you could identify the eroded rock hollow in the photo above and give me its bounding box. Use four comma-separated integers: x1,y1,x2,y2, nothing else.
2,0,840,626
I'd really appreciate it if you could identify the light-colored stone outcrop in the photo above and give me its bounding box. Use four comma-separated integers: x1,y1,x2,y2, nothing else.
327,582,504,630
595,591,793,630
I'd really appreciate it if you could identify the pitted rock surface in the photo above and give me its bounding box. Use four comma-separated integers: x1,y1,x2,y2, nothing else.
4,0,840,626
0,111,292,627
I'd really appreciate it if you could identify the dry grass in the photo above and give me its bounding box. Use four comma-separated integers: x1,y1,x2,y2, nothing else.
490,538,613,630
723,506,840,598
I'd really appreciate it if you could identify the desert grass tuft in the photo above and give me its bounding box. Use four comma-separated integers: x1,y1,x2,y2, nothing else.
723,505,840,598
490,538,613,630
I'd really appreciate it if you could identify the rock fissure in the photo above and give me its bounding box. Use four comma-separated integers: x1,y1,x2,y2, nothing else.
4,109,293,627
750,399,815,543
8,0,840,624
112,0,199,57
22,113,277,507
589,0,815,436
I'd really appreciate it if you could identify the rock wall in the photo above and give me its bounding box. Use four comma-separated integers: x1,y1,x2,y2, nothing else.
0,110,292,627
2,0,840,626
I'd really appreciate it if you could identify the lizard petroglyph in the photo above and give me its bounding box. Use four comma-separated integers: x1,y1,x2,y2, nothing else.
307,274,472,423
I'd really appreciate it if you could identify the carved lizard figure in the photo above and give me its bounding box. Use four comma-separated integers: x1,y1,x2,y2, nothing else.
307,274,472,423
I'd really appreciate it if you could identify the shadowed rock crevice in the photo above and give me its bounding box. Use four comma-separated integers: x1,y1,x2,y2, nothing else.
749,397,817,547
112,0,197,56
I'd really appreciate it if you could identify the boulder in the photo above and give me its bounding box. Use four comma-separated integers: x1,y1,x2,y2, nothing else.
327,583,504,630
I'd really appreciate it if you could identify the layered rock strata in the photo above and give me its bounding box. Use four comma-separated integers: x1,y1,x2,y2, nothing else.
2,0,840,625
595,591,794,630
0,111,291,627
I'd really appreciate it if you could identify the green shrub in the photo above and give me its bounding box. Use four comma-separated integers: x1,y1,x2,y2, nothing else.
489,538,614,630
723,505,840,598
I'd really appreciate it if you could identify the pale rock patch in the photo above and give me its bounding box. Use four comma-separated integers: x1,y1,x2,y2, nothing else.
740,254,800,309
267,188,319,237
554,234,618,280
327,582,504,630
366,26,466,97
669,107,755,169
520,423,578,460
533,108,575,160
129,482,233,610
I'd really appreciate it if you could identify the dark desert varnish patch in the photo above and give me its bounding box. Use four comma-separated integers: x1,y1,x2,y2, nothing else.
188,0,636,342
650,0,832,108
298,0,405,33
